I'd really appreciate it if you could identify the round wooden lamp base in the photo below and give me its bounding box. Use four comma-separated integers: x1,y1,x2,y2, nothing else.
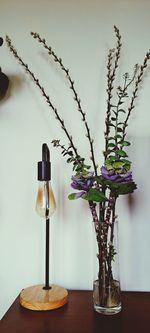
20,284,68,311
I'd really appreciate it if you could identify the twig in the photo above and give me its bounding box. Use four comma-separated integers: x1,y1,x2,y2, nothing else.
104,26,122,159
122,51,150,138
30,32,98,176
5,35,78,157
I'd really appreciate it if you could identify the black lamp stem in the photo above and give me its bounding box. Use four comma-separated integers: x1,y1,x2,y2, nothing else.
43,218,51,290
39,143,51,291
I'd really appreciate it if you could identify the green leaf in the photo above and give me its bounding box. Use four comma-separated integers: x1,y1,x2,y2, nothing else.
121,159,131,171
105,159,113,170
67,157,75,163
115,182,137,195
108,143,116,148
116,150,128,157
112,161,125,169
79,170,89,176
95,177,137,195
84,165,91,169
117,127,123,132
121,159,131,165
114,134,122,139
109,156,117,161
75,165,82,171
68,193,78,200
120,141,131,146
101,180,137,195
94,175,104,184
83,188,107,202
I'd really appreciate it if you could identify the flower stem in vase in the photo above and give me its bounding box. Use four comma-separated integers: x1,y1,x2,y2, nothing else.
94,210,121,314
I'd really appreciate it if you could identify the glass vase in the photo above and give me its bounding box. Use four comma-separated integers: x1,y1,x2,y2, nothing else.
93,221,121,315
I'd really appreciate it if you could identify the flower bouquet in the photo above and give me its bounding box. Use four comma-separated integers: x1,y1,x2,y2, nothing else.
6,26,150,314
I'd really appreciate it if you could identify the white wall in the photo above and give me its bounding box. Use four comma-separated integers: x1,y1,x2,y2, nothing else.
0,0,150,319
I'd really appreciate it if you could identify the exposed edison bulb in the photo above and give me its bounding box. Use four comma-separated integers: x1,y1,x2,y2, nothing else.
35,181,56,219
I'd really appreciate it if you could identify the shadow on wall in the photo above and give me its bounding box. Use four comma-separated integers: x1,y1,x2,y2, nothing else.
127,193,136,214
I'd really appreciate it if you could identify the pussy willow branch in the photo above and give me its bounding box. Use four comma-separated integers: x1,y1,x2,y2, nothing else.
89,201,104,286
122,51,150,138
113,65,139,148
104,26,122,159
104,192,115,224
104,48,115,151
89,201,99,230
5,35,78,157
102,27,121,223
89,201,105,251
123,64,139,91
31,32,98,176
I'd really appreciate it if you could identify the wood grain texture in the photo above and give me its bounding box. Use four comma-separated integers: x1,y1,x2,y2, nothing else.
20,284,68,310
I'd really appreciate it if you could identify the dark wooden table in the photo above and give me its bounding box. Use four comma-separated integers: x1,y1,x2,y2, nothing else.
1,290,150,333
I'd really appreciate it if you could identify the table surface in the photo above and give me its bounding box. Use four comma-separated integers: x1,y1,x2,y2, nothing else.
1,290,150,333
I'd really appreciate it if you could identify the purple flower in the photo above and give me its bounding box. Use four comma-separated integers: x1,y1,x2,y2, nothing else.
71,172,94,190
70,172,94,198
101,166,133,183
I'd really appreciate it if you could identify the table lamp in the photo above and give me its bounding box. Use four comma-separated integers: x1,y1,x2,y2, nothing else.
20,143,68,311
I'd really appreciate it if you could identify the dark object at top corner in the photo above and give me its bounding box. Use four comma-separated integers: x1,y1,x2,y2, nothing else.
0,37,3,47
0,37,9,99
0,68,9,100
